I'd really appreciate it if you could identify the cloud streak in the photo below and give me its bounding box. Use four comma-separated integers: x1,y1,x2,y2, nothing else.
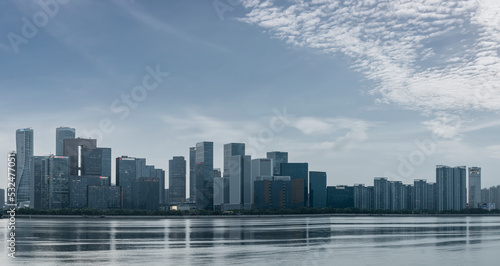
239,0,500,114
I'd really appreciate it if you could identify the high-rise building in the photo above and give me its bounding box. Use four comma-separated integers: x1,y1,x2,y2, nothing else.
374,177,390,210
427,182,437,211
227,155,252,209
169,156,186,204
436,165,467,211
81,147,111,184
155,169,166,205
63,138,97,176
116,156,137,209
310,171,327,208
195,141,214,210
267,151,288,176
189,147,196,202
327,186,354,209
403,184,414,210
223,143,245,177
468,167,481,208
46,156,70,209
16,128,34,204
29,156,49,209
354,184,373,210
251,158,273,207
413,179,428,210
390,181,404,211
280,163,308,209
56,127,75,156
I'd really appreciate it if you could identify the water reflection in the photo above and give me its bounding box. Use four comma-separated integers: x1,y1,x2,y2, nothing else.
1,216,500,265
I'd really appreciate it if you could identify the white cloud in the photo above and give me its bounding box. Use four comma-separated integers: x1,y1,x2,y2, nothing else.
239,0,500,115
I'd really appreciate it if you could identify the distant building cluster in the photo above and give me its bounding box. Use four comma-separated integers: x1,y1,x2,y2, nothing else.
3,127,499,212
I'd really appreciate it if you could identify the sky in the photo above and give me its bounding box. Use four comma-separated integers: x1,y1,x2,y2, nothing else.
1,0,500,194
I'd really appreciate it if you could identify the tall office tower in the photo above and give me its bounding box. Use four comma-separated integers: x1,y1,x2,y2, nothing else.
189,147,196,202
280,163,308,209
223,143,245,177
374,177,390,210
0,189,5,208
228,155,252,209
310,171,327,208
29,156,49,209
213,176,224,210
436,165,467,211
81,147,111,183
390,181,404,211
427,182,437,211
45,156,70,209
169,156,186,204
16,128,34,204
56,127,75,156
135,158,147,178
251,158,273,207
63,138,97,176
155,169,165,205
116,156,137,209
413,179,428,210
131,178,160,210
267,151,288,176
468,167,481,209
327,186,354,209
195,141,214,210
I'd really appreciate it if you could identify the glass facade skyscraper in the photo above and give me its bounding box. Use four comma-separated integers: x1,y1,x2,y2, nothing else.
169,156,186,204
310,171,327,208
56,127,75,156
280,162,308,209
116,156,137,209
16,128,34,204
223,143,245,177
267,151,288,176
189,147,196,202
195,142,214,210
81,147,112,183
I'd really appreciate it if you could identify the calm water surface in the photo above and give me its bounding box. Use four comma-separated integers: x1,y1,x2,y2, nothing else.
1,216,500,265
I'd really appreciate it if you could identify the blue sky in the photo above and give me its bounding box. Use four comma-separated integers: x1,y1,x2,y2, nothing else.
2,0,500,193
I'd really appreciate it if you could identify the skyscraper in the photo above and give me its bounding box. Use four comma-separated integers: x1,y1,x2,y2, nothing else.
116,156,137,209
390,181,404,211
56,127,75,156
310,171,327,208
280,162,308,209
16,128,34,204
228,155,252,209
29,155,49,209
0,189,5,208
63,138,97,176
189,147,196,202
81,147,112,184
169,156,186,204
374,177,390,210
414,179,428,210
195,141,214,210
46,156,70,209
468,167,481,208
223,143,245,177
436,165,467,211
267,151,288,175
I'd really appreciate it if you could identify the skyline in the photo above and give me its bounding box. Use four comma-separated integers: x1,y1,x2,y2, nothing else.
2,1,500,191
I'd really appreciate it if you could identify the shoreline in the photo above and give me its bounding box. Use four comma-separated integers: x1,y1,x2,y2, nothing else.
5,213,500,219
